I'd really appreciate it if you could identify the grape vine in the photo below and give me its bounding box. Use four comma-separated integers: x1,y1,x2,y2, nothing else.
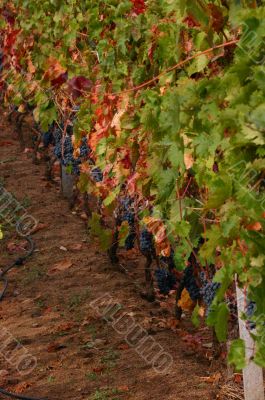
0,0,265,369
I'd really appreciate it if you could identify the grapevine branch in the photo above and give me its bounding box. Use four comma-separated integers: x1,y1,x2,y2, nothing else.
110,39,239,96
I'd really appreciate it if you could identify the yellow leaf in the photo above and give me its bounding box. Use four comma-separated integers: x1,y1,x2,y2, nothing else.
184,152,194,170
178,288,195,312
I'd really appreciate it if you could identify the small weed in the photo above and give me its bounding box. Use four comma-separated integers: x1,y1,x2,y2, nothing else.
22,265,45,284
56,331,69,337
90,389,109,400
47,375,56,383
89,387,123,400
34,298,46,309
68,294,82,309
73,309,85,323
21,196,31,208
101,349,120,370
68,289,90,310
86,372,98,381
81,341,95,350
85,324,97,340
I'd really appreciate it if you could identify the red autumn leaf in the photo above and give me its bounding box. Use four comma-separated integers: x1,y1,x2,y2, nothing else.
130,0,146,15
148,43,156,62
2,9,15,25
51,72,68,88
43,57,66,82
208,4,225,33
183,15,200,28
68,76,93,99
246,221,262,231
4,29,20,50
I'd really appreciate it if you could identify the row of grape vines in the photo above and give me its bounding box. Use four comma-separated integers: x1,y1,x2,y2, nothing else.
0,0,265,370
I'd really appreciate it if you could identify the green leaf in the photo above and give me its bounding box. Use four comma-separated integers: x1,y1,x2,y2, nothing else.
88,213,112,251
207,303,229,342
191,303,201,328
103,186,120,207
187,55,209,76
228,339,246,371
205,175,232,209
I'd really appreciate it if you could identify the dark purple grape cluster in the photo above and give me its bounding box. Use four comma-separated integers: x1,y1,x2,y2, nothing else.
226,297,237,320
160,249,175,270
91,167,103,182
80,137,90,158
183,266,201,301
155,268,177,295
122,211,134,226
246,300,256,330
200,272,220,314
53,122,91,175
125,230,136,250
42,124,55,147
120,198,135,225
140,229,154,253
117,197,136,249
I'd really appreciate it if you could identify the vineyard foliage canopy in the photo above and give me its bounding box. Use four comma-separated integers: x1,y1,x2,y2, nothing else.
0,0,265,369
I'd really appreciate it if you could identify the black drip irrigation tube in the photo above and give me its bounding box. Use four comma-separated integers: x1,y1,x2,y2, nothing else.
0,224,48,400
0,234,35,302
0,388,47,400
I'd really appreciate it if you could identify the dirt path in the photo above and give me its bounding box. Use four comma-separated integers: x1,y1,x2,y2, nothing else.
0,111,218,400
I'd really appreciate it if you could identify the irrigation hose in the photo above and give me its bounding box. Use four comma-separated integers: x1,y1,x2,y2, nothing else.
0,224,48,400
0,388,47,400
0,233,35,302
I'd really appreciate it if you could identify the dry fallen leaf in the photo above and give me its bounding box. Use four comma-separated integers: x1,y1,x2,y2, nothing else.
166,317,179,330
6,240,28,254
54,322,75,333
80,212,88,221
118,343,130,350
31,223,48,234
47,342,67,353
59,246,67,251
48,259,73,274
0,369,9,385
68,243,83,251
93,366,105,374
117,385,129,392
13,382,31,394
200,372,222,383
233,373,243,384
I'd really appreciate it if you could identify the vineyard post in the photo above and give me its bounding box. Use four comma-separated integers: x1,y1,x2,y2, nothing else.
61,165,74,202
236,284,264,400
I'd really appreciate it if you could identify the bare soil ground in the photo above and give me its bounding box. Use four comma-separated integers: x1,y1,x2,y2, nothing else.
0,110,224,400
